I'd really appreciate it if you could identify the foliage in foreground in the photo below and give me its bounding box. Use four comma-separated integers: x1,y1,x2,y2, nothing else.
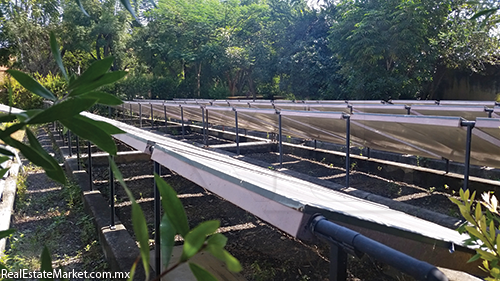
0,33,240,280
450,189,500,280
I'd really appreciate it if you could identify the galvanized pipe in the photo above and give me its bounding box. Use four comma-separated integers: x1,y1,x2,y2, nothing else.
279,113,283,168
164,105,167,133
109,155,115,228
68,130,72,157
154,161,161,275
344,114,351,188
310,215,448,281
181,106,185,138
139,103,142,128
235,109,240,155
461,121,475,191
76,136,80,170
88,141,93,191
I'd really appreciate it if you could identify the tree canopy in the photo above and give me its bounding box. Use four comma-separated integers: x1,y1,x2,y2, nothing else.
1,0,499,101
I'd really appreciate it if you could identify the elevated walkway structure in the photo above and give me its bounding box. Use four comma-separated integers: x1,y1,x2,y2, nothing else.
84,111,477,276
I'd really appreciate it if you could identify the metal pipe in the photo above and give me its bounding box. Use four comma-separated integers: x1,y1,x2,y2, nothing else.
330,244,347,281
164,105,167,133
278,113,283,168
314,140,317,149
108,106,112,118
109,155,115,228
130,103,133,121
235,109,240,155
139,103,142,128
201,107,207,146
68,130,72,157
344,114,351,188
445,158,450,174
310,216,448,281
461,121,475,191
122,103,125,120
88,141,93,191
151,103,154,129
154,161,161,275
76,136,80,170
366,147,371,159
205,109,209,146
181,106,185,138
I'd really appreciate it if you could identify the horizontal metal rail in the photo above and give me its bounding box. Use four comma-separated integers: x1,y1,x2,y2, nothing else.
310,215,449,281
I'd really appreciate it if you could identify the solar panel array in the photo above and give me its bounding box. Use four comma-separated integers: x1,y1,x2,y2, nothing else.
117,99,500,169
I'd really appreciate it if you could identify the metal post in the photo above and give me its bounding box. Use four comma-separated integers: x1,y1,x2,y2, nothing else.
344,114,351,188
181,106,185,138
278,113,283,168
462,121,475,190
445,158,450,174
366,147,371,159
108,106,112,118
130,103,133,121
154,161,161,275
68,130,72,157
314,140,317,149
88,141,93,191
329,244,348,281
76,136,80,170
109,155,115,228
122,103,125,120
405,105,411,115
164,105,168,133
139,103,142,128
235,110,240,155
151,103,154,129
205,109,209,146
201,107,206,146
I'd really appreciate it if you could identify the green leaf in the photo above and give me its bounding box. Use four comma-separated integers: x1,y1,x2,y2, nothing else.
68,56,114,92
40,246,53,281
155,174,189,237
0,147,14,157
119,0,139,22
160,214,176,269
0,123,25,138
207,248,242,272
181,220,219,261
0,114,17,123
127,257,138,281
27,97,96,124
0,229,15,239
468,253,482,263
188,263,218,281
75,0,89,16
80,91,123,106
26,129,66,184
0,156,11,164
470,8,498,20
6,70,56,101
0,168,9,179
49,32,68,81
206,233,227,249
5,137,65,184
109,158,150,280
70,71,127,96
60,115,118,155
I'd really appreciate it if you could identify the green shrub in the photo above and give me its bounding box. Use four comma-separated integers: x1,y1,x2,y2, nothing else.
0,72,66,109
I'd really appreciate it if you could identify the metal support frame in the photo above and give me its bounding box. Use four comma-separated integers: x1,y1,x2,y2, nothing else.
344,114,351,188
122,103,125,120
130,103,133,121
314,140,317,149
485,108,493,118
154,161,161,275
181,106,185,138
68,130,72,157
235,110,240,155
108,106,112,118
405,105,411,115
139,103,142,128
310,215,448,281
278,113,283,168
461,121,475,190
76,136,80,170
164,105,168,133
151,103,154,129
87,141,93,191
366,147,371,159
444,158,450,174
329,244,347,281
201,107,207,146
109,155,115,228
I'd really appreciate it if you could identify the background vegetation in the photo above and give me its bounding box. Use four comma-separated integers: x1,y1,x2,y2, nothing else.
0,0,499,102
